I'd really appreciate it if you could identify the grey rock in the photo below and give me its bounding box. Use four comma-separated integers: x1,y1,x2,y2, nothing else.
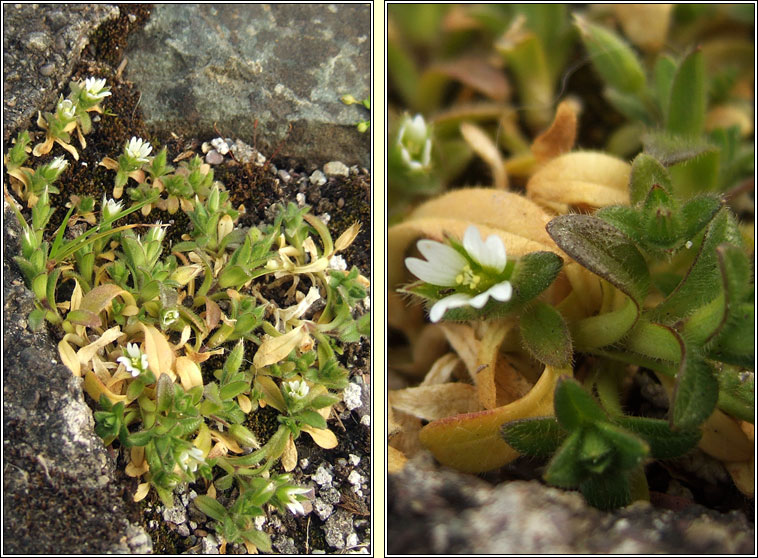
324,509,354,550
273,536,298,554
205,149,225,165
388,461,754,554
2,3,120,139
2,204,151,554
123,4,370,167
313,498,334,521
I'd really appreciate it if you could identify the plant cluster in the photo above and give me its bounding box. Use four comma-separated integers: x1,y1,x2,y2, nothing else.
388,4,753,512
5,77,370,552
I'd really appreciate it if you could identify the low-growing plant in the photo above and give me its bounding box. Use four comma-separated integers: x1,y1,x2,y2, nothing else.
5,76,370,551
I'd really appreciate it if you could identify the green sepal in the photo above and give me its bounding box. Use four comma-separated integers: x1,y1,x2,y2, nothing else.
641,185,680,249
613,416,701,458
579,472,631,511
629,153,673,205
547,215,649,307
519,301,573,368
544,429,585,488
553,377,607,431
593,422,649,470
500,417,567,458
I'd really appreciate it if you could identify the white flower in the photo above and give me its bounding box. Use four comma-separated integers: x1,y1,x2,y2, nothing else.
102,195,123,221
283,379,310,401
397,113,432,172
161,308,180,328
57,98,76,120
405,225,513,323
49,156,68,172
82,77,111,101
116,342,149,377
125,137,152,163
279,485,311,515
178,447,205,473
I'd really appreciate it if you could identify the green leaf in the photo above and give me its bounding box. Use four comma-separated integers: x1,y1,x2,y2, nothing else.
127,429,154,447
653,54,677,119
717,367,754,424
652,208,735,324
509,251,564,305
595,206,642,242
219,381,250,401
613,416,701,458
666,49,706,137
574,13,646,94
706,302,754,368
642,131,716,167
156,373,174,413
194,495,228,521
218,265,250,289
578,427,614,474
297,410,327,430
571,294,638,350
671,350,719,430
500,417,567,458
553,377,607,431
127,378,145,400
544,430,585,488
241,527,272,553
679,195,723,241
519,301,573,368
716,243,752,305
622,320,681,363
28,308,46,331
669,149,720,197
580,472,631,510
547,215,649,307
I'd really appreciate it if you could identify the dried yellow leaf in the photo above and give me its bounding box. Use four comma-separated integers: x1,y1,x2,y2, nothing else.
237,393,253,414
282,434,298,472
133,482,150,502
302,425,338,449
76,326,124,366
531,99,579,163
460,121,508,190
420,353,464,386
58,337,81,376
176,356,204,391
390,383,480,421
194,423,212,457
83,370,126,405
141,323,176,380
253,325,305,368
210,430,244,454
334,222,361,253
255,375,286,412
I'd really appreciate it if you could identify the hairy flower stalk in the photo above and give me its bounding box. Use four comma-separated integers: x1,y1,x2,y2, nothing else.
405,225,513,322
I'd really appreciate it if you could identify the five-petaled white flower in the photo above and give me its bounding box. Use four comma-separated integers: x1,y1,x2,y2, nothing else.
278,484,311,515
397,113,432,172
117,342,149,377
82,77,111,102
125,137,152,163
283,379,310,401
49,156,68,172
405,225,513,322
161,308,180,328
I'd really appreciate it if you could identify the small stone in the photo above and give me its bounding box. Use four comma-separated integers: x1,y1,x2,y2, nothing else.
309,170,327,186
337,197,345,208
201,534,220,554
277,169,291,183
343,382,362,411
360,415,370,426
313,498,333,521
296,192,306,207
300,458,309,470
205,150,224,165
39,63,55,76
323,161,349,177
128,13,137,22
211,137,230,155
201,141,212,153
313,464,333,487
176,523,190,537
163,503,187,524
348,454,361,466
346,533,359,548
54,36,65,50
348,470,363,487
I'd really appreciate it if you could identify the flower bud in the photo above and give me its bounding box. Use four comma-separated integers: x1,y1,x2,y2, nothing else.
396,113,432,172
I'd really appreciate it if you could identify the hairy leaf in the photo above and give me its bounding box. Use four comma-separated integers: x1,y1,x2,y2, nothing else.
500,417,566,458
614,416,701,458
519,301,573,368
553,377,607,431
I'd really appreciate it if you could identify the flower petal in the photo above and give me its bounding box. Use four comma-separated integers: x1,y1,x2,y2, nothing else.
405,257,457,286
462,226,486,265
481,234,507,273
417,239,467,272
429,293,472,322
488,280,513,301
